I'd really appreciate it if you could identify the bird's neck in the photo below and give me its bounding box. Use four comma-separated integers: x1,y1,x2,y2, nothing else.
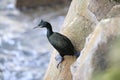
46,26,53,37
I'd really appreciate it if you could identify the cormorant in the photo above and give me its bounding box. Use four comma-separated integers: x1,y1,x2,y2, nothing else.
34,20,80,68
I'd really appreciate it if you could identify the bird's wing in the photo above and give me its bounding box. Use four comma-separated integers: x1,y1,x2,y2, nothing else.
48,33,74,50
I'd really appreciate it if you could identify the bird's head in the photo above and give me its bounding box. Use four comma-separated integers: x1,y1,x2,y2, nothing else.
34,20,51,29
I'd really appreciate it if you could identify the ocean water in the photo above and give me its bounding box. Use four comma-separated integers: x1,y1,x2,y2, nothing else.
0,1,68,80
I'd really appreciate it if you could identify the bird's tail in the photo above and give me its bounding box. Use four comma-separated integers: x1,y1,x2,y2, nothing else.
74,50,80,58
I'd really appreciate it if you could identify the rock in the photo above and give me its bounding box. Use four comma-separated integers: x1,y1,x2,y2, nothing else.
93,38,120,80
71,18,120,80
71,2,120,80
44,0,97,80
88,0,116,20
16,0,71,10
62,0,97,51
106,5,120,18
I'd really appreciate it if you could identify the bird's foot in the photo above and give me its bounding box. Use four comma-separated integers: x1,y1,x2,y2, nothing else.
74,51,80,58
55,55,64,68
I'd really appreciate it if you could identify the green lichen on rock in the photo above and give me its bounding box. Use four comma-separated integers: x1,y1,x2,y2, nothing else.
93,39,120,80
93,67,120,80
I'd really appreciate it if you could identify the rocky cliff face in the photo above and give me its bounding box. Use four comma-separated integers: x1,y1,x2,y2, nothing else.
71,17,120,80
44,0,120,80
71,0,120,80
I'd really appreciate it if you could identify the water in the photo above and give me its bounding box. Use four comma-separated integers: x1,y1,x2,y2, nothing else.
0,1,68,80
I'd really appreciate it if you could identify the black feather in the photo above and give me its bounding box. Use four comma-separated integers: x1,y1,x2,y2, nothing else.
34,20,80,68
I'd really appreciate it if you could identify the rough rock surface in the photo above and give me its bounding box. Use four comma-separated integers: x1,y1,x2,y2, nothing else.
71,18,120,80
89,0,116,20
71,1,120,80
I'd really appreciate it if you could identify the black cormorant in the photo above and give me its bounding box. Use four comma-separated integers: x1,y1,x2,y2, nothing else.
34,20,80,68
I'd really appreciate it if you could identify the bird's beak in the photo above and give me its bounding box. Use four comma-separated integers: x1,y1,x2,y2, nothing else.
33,26,39,29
